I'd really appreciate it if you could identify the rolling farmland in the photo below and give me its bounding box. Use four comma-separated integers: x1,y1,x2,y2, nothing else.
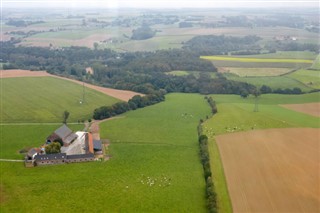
0,93,211,212
287,69,320,89
216,128,320,213
0,77,120,122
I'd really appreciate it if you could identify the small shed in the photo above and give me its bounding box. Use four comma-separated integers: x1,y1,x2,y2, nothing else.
93,140,102,151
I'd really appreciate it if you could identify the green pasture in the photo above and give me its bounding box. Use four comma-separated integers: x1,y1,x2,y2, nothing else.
0,93,211,212
203,92,320,213
166,70,190,76
103,35,193,52
208,60,310,69
287,69,320,89
0,124,83,160
0,77,119,123
202,55,313,69
311,55,320,70
224,73,312,91
222,67,292,77
201,55,313,63
166,70,217,78
234,51,317,60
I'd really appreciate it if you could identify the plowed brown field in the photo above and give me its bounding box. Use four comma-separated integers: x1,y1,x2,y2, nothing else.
216,128,320,213
281,103,320,117
0,69,142,101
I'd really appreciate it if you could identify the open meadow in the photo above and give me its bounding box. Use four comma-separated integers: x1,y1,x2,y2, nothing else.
286,69,320,89
202,92,320,213
0,93,211,212
225,73,313,92
0,76,119,122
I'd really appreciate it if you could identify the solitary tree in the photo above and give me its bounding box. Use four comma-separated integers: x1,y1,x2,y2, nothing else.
63,110,70,124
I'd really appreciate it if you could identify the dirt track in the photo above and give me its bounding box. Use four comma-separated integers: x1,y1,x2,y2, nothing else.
281,102,320,117
0,69,142,101
216,128,320,213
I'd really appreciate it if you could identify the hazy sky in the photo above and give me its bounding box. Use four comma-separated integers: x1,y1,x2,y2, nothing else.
2,0,319,8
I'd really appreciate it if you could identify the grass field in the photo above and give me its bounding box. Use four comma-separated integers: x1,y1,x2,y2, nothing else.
221,67,292,77
287,69,320,89
202,93,320,213
311,54,320,70
0,93,211,212
234,51,317,60
166,70,217,78
201,56,313,63
0,77,119,123
224,73,313,91
201,55,313,69
0,124,83,160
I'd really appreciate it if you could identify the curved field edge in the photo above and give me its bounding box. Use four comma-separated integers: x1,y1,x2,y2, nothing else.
0,77,120,123
0,69,142,101
203,93,320,213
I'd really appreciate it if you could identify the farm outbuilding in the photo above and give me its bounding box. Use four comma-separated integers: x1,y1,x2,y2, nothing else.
34,153,67,166
66,153,95,163
46,124,78,146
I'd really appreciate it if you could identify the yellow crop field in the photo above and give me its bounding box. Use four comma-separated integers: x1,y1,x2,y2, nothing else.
201,56,313,63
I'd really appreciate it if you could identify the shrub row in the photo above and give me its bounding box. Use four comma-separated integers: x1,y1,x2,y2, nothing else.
93,91,165,120
197,96,219,213
199,134,217,213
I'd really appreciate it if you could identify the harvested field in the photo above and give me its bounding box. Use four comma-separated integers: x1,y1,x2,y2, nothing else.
0,69,49,78
281,102,320,117
0,69,142,101
216,128,320,213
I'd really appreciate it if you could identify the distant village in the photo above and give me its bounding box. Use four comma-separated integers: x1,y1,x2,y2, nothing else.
25,124,104,167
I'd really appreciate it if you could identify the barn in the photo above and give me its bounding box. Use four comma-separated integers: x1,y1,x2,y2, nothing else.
46,124,78,146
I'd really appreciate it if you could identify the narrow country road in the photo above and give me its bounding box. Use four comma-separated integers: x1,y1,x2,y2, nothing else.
0,159,24,162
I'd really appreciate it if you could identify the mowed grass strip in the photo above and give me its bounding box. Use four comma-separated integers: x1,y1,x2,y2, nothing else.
200,56,313,63
202,93,320,213
1,93,211,212
0,77,119,122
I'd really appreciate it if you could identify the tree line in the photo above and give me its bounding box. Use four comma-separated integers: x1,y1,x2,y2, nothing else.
197,96,219,213
93,91,166,120
1,40,256,96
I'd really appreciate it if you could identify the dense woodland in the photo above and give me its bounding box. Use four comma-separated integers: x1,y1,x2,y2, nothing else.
1,36,256,95
1,34,318,96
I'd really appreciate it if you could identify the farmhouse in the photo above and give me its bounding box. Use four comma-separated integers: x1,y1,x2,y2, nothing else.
25,125,104,167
